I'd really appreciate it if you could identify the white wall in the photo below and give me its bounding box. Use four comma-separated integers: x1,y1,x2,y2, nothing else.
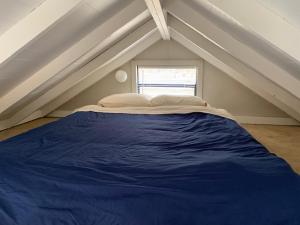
59,40,288,117
203,63,287,117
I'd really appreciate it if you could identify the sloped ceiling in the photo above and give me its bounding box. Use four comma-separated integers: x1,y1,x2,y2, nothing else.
0,0,46,35
0,0,299,130
204,0,300,77
0,0,134,96
0,0,149,121
258,0,300,30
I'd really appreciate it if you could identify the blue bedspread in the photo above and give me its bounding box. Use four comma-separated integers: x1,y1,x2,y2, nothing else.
0,112,299,225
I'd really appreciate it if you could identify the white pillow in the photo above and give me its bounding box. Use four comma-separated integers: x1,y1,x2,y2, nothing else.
98,93,151,107
151,95,207,107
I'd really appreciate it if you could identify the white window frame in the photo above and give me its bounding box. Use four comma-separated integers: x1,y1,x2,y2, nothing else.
131,60,204,98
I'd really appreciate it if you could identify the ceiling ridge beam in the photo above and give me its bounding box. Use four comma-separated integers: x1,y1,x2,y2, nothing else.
4,23,160,129
0,0,82,67
165,0,300,100
0,0,149,116
168,16,300,121
145,0,170,40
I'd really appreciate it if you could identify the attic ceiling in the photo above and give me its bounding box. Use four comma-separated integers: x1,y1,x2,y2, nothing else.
258,0,300,30
0,0,299,130
0,0,46,36
0,0,134,96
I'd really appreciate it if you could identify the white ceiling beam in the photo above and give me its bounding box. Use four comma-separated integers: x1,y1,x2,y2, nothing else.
0,0,82,67
165,0,300,100
0,0,149,116
144,0,170,40
2,23,160,129
169,16,300,121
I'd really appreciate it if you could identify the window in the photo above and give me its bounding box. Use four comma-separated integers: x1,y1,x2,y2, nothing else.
137,66,197,97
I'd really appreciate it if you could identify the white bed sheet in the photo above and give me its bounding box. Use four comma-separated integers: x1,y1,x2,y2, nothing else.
75,105,235,121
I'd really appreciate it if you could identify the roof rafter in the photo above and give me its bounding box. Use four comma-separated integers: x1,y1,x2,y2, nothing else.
1,22,160,130
169,15,300,121
165,0,300,100
144,0,170,40
0,0,149,117
0,0,82,67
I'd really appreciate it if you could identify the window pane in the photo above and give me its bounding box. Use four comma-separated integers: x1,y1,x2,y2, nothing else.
137,67,197,97
138,67,196,85
139,87,195,96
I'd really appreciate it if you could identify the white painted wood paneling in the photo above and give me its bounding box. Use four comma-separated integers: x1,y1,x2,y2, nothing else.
0,0,46,35
0,0,82,69
0,2,149,119
166,0,300,101
206,0,300,75
0,0,135,97
258,0,300,31
40,29,160,118
3,22,159,128
169,16,300,121
0,0,299,128
167,0,300,118
0,0,149,117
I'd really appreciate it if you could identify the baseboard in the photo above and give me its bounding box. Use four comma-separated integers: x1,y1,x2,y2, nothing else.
235,116,300,126
48,110,300,126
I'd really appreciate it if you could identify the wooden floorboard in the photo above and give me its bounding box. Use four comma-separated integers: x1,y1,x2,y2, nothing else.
0,118,299,174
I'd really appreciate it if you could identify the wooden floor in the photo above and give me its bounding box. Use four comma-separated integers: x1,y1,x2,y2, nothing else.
0,118,58,141
242,124,300,174
0,118,299,174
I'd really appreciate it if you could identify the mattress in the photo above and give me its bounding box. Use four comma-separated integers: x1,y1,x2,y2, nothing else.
0,105,299,225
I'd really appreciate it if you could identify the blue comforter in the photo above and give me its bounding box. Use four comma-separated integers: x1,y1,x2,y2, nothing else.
0,112,299,225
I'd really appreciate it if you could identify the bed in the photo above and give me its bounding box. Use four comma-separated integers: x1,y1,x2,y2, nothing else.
0,105,299,225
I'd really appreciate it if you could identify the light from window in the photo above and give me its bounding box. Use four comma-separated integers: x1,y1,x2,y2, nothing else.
137,67,197,96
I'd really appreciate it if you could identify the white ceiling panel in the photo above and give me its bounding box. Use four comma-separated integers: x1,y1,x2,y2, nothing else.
0,15,150,119
258,0,300,31
191,0,300,79
0,0,46,36
0,0,133,97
